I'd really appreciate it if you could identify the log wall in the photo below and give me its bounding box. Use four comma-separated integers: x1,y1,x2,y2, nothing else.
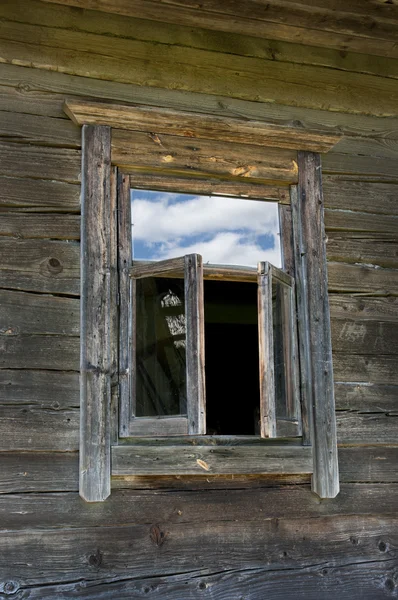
0,1,397,597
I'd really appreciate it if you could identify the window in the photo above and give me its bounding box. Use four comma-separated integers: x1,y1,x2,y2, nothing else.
66,99,340,502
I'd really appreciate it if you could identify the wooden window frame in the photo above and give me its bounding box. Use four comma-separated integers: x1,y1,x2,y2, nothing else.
68,100,341,502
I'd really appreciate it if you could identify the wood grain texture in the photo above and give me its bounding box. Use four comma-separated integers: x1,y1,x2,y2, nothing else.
0,109,80,147
333,354,398,384
325,210,398,235
330,295,398,322
0,213,80,240
331,319,398,355
0,334,79,370
0,176,80,212
112,444,312,476
258,262,276,438
298,152,339,498
39,0,398,59
0,370,79,408
335,383,398,413
327,263,398,295
323,179,398,216
65,99,342,152
337,411,398,445
0,238,80,295
80,125,112,502
112,130,299,183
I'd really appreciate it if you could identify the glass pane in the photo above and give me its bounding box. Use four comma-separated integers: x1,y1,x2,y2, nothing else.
272,278,294,419
131,190,281,267
135,277,187,417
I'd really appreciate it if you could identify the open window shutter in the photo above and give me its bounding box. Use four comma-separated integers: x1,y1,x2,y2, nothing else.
128,254,206,436
258,262,301,439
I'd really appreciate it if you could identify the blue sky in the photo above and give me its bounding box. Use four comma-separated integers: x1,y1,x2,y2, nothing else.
131,190,281,267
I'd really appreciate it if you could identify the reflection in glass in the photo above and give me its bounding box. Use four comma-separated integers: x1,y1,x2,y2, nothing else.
135,277,187,417
272,278,294,419
131,189,281,267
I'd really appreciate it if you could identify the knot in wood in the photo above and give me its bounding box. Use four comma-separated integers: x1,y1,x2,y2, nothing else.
47,257,63,274
88,549,103,568
150,524,166,547
3,581,18,595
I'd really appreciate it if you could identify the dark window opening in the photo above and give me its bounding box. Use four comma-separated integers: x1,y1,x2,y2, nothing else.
204,279,259,435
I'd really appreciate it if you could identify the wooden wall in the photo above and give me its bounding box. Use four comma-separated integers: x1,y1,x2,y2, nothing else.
0,1,397,597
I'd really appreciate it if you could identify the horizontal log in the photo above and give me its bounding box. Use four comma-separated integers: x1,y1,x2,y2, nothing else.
337,411,398,445
2,63,398,143
326,234,398,269
323,179,398,216
329,295,398,322
333,354,398,385
0,515,395,586
0,452,79,494
38,0,398,58
323,152,398,179
0,334,79,370
0,213,80,240
339,446,398,483
0,141,80,183
112,130,298,183
0,109,80,147
0,406,79,451
327,262,398,295
335,383,398,413
112,444,312,476
1,17,398,116
331,319,398,355
0,176,80,212
0,370,79,408
130,172,290,202
0,238,80,295
2,483,398,532
0,290,79,336
325,210,398,235
66,100,341,152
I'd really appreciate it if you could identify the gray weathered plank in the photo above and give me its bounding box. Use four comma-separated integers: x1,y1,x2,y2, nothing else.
297,151,339,498
0,213,80,240
325,210,398,235
0,334,79,370
335,383,398,413
337,411,398,445
327,263,398,295
0,370,79,408
333,354,398,385
185,254,206,435
326,233,398,269
112,444,312,476
331,319,398,355
0,141,80,182
330,295,398,322
339,447,398,483
0,238,80,295
0,176,80,212
258,262,276,438
0,289,79,336
323,179,398,216
0,109,80,146
80,124,112,502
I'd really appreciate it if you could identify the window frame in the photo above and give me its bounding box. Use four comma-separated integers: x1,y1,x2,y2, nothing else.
70,100,340,502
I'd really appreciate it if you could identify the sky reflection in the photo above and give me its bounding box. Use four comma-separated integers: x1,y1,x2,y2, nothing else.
131,190,281,268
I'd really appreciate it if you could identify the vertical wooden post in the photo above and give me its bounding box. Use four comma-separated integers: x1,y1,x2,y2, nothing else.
80,125,112,502
185,254,206,435
297,151,339,499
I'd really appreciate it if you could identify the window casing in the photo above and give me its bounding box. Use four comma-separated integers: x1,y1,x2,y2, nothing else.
68,99,340,502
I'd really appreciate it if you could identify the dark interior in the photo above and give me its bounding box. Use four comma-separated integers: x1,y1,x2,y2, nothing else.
204,279,260,435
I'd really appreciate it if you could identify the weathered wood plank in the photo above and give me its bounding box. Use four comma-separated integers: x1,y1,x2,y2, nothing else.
0,239,80,295
0,290,79,336
80,125,112,502
112,444,312,476
185,254,206,435
327,263,398,295
2,63,398,142
0,334,79,370
39,0,398,58
0,370,79,408
0,141,80,183
0,109,80,147
330,295,398,322
337,411,398,445
327,234,398,269
323,152,398,180
4,0,398,78
335,383,398,413
0,176,80,213
339,447,398,483
325,210,398,235
66,100,341,152
0,213,80,240
113,130,298,183
331,319,398,355
0,406,79,451
0,516,396,587
258,262,276,438
333,354,398,385
323,179,398,216
130,172,289,202
0,452,79,494
297,152,339,498
1,17,398,116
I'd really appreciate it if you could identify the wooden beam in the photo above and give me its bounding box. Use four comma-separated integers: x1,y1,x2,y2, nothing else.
80,124,112,502
297,152,339,499
65,100,342,153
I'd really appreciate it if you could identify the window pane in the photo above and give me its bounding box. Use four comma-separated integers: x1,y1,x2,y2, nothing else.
272,278,294,419
135,277,187,417
131,190,281,267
